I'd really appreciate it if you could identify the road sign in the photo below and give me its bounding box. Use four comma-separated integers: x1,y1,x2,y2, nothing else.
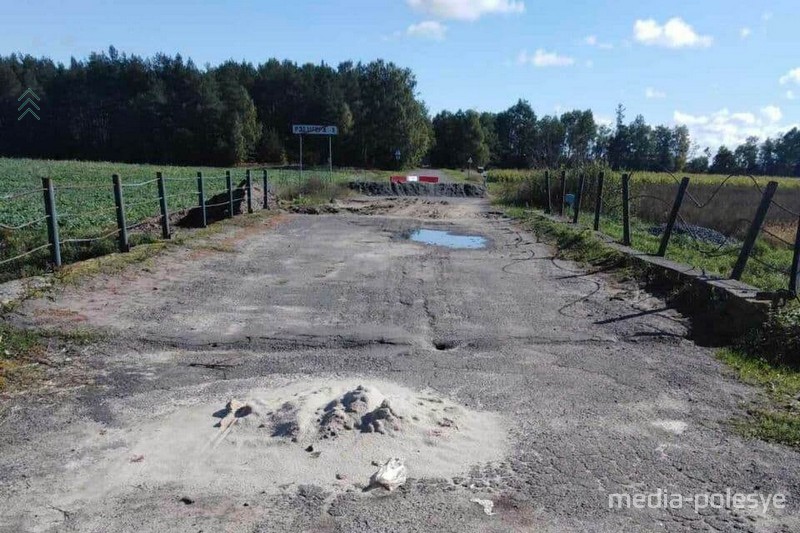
292,125,338,177
292,125,338,135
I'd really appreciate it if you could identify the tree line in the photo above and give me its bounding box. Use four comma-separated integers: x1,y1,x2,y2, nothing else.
431,102,800,176
0,48,432,168
1,48,798,176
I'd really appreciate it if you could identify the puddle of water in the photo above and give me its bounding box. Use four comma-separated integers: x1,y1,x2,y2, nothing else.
408,229,487,249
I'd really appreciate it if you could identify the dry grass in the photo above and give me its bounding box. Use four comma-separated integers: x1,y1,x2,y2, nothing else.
632,182,800,240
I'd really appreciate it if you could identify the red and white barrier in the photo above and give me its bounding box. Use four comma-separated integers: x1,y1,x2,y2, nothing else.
390,175,439,184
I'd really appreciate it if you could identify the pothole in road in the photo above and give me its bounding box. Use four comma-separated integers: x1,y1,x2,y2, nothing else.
433,340,459,351
407,229,487,249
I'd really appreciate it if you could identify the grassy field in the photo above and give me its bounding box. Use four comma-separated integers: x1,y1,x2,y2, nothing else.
487,168,800,188
717,348,800,447
491,168,799,293
0,158,370,282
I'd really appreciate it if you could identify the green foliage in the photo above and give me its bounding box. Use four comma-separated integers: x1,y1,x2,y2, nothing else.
494,100,538,168
436,99,800,176
493,171,798,292
718,348,800,447
0,321,44,391
429,110,490,168
740,307,800,368
488,168,800,188
0,158,369,281
0,51,433,169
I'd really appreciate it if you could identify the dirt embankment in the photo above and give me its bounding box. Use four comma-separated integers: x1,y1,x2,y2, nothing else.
348,181,486,198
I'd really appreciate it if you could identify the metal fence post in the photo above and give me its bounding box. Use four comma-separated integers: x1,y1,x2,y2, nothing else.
544,171,552,214
156,172,170,239
732,181,779,280
196,171,207,228
593,172,604,231
572,173,586,224
657,177,690,257
245,169,254,214
559,170,566,217
41,177,62,267
226,170,234,218
790,213,800,294
622,173,631,246
112,174,130,252
264,168,269,209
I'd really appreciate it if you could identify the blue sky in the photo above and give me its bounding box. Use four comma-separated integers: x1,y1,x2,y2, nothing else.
3,0,799,150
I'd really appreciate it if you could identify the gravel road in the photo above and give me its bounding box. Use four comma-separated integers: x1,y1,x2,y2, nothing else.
1,197,798,532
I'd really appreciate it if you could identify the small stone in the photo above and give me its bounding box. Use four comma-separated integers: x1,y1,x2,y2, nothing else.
179,497,194,505
305,445,314,453
336,473,346,480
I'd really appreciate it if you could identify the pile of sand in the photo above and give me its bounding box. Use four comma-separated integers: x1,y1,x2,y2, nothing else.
86,378,507,496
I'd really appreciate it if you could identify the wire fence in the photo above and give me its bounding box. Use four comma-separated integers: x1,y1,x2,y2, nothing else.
0,168,302,282
506,168,800,296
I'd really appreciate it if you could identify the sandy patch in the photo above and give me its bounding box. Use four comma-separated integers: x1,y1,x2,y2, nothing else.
651,420,688,435
67,378,508,503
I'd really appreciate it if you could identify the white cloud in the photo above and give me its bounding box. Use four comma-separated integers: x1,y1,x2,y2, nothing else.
645,87,666,99
673,111,708,126
761,105,782,123
787,90,796,100
407,0,524,21
517,49,575,67
740,27,752,39
779,68,800,85
762,11,773,22
584,34,613,49
585,60,594,68
633,17,713,48
596,115,614,127
673,108,797,150
406,20,448,40
731,112,756,124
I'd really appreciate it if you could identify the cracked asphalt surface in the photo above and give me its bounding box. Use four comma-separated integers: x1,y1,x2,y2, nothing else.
1,196,798,532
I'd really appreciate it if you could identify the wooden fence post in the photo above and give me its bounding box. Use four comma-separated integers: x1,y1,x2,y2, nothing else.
196,171,207,228
41,177,62,267
593,172,604,231
559,170,566,217
246,169,253,214
544,171,552,214
657,177,690,257
572,173,586,224
622,173,631,246
226,171,234,218
263,169,270,209
732,181,779,280
156,172,170,239
112,174,130,252
790,214,800,294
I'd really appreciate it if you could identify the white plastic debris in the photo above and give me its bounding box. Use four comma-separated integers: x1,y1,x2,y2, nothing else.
219,399,252,431
370,458,407,491
471,498,495,516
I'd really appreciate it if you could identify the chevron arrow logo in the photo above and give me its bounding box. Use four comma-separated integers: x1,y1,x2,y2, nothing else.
17,87,41,121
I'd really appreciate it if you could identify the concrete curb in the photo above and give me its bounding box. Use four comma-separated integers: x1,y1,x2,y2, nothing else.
535,213,773,343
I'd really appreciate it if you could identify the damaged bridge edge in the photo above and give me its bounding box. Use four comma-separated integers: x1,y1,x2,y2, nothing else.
523,211,774,344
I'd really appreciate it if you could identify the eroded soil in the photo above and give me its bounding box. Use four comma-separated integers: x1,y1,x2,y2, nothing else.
1,197,798,533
